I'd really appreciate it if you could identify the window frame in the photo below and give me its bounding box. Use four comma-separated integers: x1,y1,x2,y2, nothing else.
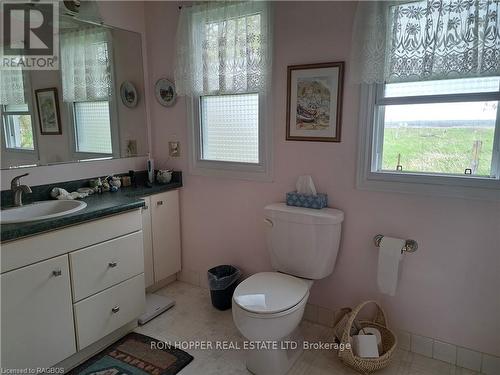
357,84,500,200
188,90,273,181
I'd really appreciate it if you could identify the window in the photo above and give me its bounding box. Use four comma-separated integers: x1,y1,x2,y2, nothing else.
73,100,112,154
373,77,500,178
1,104,35,151
200,93,259,163
175,2,272,180
353,0,500,197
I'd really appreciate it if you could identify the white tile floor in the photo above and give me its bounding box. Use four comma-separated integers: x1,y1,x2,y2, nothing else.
135,281,478,375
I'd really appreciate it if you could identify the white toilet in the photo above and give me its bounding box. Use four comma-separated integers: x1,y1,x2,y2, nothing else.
232,203,344,375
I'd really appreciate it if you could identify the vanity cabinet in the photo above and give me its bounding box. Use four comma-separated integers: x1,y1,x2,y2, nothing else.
1,255,76,369
142,189,181,287
0,209,145,369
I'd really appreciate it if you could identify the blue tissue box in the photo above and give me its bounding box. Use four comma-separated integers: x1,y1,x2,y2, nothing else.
286,191,328,209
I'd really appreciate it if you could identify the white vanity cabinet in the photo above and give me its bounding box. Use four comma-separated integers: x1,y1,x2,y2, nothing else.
141,189,181,287
1,255,76,369
0,209,145,369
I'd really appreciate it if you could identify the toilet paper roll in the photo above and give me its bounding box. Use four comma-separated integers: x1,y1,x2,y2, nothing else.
361,327,382,352
352,334,380,358
377,236,405,296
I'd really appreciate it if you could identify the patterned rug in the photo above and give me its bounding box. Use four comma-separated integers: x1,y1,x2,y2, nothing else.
68,333,193,375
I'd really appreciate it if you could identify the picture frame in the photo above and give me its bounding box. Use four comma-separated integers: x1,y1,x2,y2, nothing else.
35,88,62,135
120,81,139,108
286,62,344,142
155,78,177,107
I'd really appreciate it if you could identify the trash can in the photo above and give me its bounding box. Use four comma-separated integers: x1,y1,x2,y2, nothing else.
207,265,241,310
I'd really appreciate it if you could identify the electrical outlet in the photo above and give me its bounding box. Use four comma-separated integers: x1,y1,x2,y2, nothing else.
169,141,180,157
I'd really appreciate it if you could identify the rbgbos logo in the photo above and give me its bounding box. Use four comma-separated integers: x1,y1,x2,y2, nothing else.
1,1,59,70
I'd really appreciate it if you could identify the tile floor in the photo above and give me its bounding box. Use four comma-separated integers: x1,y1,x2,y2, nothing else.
135,281,478,375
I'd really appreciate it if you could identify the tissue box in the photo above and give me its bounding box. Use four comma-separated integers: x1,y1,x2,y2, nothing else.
286,191,328,209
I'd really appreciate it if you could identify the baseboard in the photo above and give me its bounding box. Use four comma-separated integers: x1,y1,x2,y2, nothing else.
146,274,177,293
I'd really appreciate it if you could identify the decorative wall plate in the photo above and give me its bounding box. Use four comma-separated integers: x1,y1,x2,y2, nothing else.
120,81,138,108
155,78,176,107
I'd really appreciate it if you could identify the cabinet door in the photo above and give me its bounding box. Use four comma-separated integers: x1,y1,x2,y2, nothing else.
151,190,181,282
141,196,154,288
1,255,76,369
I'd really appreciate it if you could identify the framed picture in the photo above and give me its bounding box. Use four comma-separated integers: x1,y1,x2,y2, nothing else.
120,81,138,108
35,88,62,135
286,62,344,142
155,78,176,107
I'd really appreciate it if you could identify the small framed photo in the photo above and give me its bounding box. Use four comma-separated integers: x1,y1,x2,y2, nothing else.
120,81,138,108
155,78,176,107
286,62,344,142
35,88,62,135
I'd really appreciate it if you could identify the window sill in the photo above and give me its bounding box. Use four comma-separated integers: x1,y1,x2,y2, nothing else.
189,159,273,182
357,171,500,201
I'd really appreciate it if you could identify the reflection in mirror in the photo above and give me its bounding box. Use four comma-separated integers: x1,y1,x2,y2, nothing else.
0,16,148,169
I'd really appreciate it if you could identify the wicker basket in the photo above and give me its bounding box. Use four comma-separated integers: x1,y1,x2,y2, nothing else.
335,301,397,374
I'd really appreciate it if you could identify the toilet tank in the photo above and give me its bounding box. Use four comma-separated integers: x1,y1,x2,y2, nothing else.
264,203,344,279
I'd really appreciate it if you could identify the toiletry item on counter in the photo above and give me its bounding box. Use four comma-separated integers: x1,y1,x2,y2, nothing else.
352,333,380,358
121,175,131,187
157,169,173,184
377,236,405,296
129,170,137,188
147,158,154,185
109,176,121,189
51,187,88,200
77,187,94,195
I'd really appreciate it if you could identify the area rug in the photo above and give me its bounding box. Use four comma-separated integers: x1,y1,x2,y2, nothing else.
68,332,193,375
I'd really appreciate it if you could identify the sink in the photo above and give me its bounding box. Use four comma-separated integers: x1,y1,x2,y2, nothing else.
1,200,87,224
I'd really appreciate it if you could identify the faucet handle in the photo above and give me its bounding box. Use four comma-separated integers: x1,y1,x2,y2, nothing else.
11,173,29,188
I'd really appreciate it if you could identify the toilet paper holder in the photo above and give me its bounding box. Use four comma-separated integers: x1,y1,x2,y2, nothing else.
373,234,418,253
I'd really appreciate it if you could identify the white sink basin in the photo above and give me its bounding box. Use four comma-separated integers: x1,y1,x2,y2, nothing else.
1,200,87,224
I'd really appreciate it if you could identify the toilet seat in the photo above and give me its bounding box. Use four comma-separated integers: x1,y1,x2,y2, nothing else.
233,272,309,314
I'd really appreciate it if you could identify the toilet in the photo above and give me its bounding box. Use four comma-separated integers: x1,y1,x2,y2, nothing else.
232,203,344,375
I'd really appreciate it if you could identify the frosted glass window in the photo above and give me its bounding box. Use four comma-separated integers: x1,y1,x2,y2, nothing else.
200,93,259,163
74,101,112,154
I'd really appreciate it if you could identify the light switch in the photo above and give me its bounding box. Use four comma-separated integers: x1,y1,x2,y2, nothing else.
169,141,180,157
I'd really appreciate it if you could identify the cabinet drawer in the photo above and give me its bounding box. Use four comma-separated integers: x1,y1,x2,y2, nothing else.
70,231,144,301
74,273,145,350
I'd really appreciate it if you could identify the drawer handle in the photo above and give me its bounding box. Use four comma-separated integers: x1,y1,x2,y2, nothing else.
157,200,164,206
108,261,118,268
112,305,120,313
143,205,149,210
52,269,62,277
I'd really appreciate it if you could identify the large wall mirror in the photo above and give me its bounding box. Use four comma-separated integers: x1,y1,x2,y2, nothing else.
0,15,148,169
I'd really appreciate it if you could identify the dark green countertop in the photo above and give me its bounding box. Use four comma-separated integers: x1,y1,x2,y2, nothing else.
1,181,181,243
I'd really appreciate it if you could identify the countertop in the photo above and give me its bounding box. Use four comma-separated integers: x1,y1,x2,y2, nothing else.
1,180,182,243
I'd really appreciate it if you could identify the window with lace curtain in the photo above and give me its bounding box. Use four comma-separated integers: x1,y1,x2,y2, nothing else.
0,69,36,153
175,1,273,180
353,0,500,198
60,27,114,156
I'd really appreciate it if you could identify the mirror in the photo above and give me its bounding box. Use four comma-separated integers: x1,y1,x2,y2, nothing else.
0,16,148,169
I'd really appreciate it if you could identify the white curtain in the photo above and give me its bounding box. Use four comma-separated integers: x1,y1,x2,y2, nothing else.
61,27,111,102
0,68,25,105
175,1,272,96
351,0,500,83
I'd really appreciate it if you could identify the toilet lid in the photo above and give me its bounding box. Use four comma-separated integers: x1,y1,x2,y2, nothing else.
233,272,309,314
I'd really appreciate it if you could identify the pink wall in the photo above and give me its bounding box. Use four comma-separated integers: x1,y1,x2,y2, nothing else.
145,1,500,355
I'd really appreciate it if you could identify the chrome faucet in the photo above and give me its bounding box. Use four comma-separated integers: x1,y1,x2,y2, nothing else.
11,173,32,207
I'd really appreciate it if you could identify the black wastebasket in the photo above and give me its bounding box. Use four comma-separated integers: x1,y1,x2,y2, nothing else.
207,265,241,310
